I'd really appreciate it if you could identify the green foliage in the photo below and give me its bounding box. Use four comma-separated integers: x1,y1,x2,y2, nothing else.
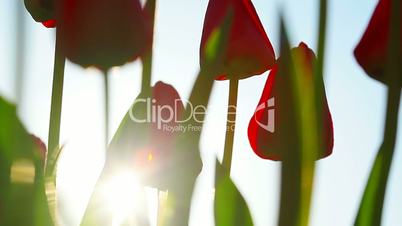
0,97,53,226
276,19,303,226
214,160,254,226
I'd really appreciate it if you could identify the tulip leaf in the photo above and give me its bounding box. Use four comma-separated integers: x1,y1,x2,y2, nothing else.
0,96,53,226
45,145,63,178
277,13,330,226
0,97,34,161
275,18,303,226
214,160,254,226
44,145,63,224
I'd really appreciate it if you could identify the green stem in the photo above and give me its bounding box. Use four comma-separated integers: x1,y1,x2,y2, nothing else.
315,0,327,82
165,180,196,226
187,70,215,141
103,71,110,147
141,53,152,94
156,190,160,226
222,79,239,173
314,0,328,145
163,70,214,226
48,31,66,157
46,31,65,226
15,0,26,106
354,86,401,226
278,154,302,226
141,0,156,94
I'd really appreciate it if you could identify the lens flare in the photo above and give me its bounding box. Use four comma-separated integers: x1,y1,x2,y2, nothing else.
101,170,142,226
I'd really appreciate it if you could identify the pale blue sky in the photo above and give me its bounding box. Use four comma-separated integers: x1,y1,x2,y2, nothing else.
1,0,402,226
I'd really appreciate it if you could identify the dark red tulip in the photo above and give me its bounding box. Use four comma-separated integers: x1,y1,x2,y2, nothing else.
200,0,276,80
58,0,150,70
103,81,185,190
248,43,333,161
133,82,183,162
136,82,184,189
354,0,402,84
24,0,55,28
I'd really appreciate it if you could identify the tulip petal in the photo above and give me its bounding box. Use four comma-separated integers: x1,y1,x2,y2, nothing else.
354,0,402,85
200,0,276,80
58,0,150,70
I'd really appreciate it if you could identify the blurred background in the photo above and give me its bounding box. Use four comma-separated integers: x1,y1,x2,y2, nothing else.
1,0,402,225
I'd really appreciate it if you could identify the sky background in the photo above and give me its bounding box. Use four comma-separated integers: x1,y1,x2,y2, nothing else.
1,0,402,226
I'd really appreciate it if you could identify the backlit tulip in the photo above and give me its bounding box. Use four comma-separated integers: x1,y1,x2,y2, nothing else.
248,43,333,160
58,0,150,70
354,0,402,84
200,0,276,80
102,81,185,190
132,81,185,189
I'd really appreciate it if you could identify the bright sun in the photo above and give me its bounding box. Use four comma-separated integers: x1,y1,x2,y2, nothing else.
101,170,143,226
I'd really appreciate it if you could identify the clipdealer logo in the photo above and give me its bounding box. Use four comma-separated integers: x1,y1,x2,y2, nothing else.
128,98,207,130
128,97,275,133
253,97,275,133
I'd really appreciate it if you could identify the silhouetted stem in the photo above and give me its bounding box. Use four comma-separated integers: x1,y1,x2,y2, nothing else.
165,182,196,226
278,153,302,226
46,31,65,226
163,70,214,226
103,71,110,147
48,31,66,157
141,0,156,94
222,79,239,173
141,53,153,94
354,86,401,226
15,0,26,105
313,0,328,146
187,70,215,141
315,0,327,83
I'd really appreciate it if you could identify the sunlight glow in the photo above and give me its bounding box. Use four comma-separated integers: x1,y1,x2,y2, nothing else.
148,153,154,161
102,170,142,226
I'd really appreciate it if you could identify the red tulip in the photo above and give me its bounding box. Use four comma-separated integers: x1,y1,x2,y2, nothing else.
142,83,184,190
105,81,185,190
200,0,276,80
132,82,184,170
354,0,402,84
248,43,333,161
24,0,56,28
58,0,150,70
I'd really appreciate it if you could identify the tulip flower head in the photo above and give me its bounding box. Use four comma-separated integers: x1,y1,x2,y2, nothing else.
133,82,185,190
105,81,185,190
248,43,334,161
200,0,276,80
24,0,56,28
354,0,402,85
58,0,150,70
